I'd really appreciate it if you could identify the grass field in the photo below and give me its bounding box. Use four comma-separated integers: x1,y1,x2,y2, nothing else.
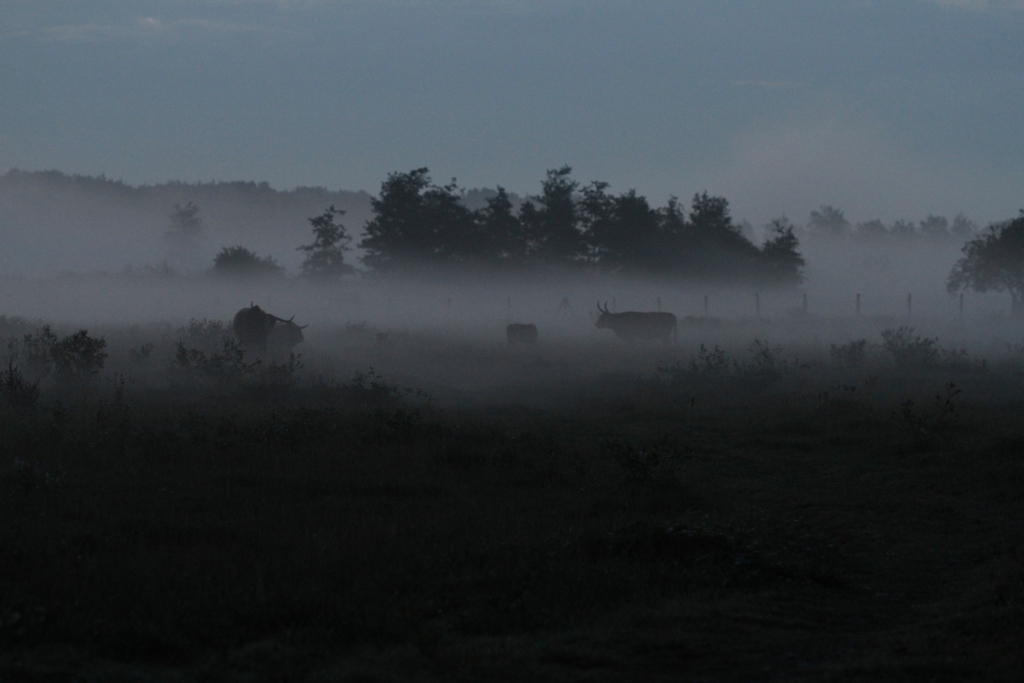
2,316,1023,681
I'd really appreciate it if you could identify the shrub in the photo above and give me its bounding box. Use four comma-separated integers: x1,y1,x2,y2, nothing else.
881,327,939,369
739,338,786,383
177,318,231,354
9,325,59,381
688,344,730,376
172,338,258,386
0,358,40,410
212,246,284,278
51,330,108,387
830,339,868,369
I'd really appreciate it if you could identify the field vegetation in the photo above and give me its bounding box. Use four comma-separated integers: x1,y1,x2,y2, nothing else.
2,313,1024,681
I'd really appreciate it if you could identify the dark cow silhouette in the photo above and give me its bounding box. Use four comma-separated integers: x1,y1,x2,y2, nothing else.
232,304,307,358
506,323,539,345
595,302,676,343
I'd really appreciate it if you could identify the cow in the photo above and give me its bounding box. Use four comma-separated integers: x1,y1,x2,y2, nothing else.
595,302,677,343
506,323,539,345
232,304,307,359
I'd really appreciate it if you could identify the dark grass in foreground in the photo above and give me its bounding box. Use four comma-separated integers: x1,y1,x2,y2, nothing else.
2,338,1024,681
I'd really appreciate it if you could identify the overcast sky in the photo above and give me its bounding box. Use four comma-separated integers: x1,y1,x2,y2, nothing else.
2,0,1022,226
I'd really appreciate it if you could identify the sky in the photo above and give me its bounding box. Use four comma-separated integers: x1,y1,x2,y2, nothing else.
2,0,1023,227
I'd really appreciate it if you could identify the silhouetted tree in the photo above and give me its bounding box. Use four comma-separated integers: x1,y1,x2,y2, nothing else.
807,205,850,239
947,212,1024,314
951,214,977,239
423,178,480,265
212,246,284,278
474,186,528,265
580,184,662,274
359,168,480,273
164,200,205,268
519,166,585,266
760,219,805,286
890,219,918,240
360,168,430,272
297,205,353,279
687,192,761,279
653,196,690,273
855,219,889,241
919,215,950,240
165,201,203,243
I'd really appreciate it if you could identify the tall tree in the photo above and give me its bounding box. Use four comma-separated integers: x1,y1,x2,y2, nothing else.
947,212,1024,314
586,188,662,274
806,205,850,239
919,215,951,240
951,214,977,239
297,205,352,279
421,178,479,265
359,168,433,273
760,219,806,286
687,192,760,279
474,186,527,266
855,219,889,241
519,166,585,266
164,200,204,268
890,219,918,240
165,201,203,243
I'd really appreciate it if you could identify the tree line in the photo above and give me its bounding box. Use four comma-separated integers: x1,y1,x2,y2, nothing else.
170,167,1024,311
798,205,977,242
356,166,804,285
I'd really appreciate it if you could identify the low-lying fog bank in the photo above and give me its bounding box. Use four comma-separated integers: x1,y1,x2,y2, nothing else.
3,284,1023,412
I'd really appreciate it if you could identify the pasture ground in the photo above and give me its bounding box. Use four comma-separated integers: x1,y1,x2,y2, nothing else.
2,319,1024,681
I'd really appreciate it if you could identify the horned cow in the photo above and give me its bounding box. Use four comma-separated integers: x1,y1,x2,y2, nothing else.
594,302,676,343
232,304,307,359
506,323,539,345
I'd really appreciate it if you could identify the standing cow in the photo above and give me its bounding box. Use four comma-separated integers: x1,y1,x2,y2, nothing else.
595,302,676,343
506,323,539,345
232,304,307,358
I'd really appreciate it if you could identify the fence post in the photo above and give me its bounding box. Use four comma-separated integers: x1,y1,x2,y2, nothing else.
856,292,861,317
657,296,661,311
959,292,964,322
907,293,912,318
704,294,709,318
802,292,808,315
755,292,761,319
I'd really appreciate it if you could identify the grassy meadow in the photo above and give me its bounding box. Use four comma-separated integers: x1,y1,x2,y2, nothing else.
2,312,1024,681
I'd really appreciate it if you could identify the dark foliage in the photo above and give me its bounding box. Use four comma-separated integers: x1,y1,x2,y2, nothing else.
164,201,203,243
358,168,805,284
760,219,806,285
947,211,1024,313
212,246,284,278
297,205,353,279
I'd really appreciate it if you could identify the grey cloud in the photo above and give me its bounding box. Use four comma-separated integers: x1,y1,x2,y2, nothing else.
39,16,269,42
921,0,1024,10
732,80,806,90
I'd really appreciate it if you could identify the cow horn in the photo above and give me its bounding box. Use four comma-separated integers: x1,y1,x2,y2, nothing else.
297,324,309,330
